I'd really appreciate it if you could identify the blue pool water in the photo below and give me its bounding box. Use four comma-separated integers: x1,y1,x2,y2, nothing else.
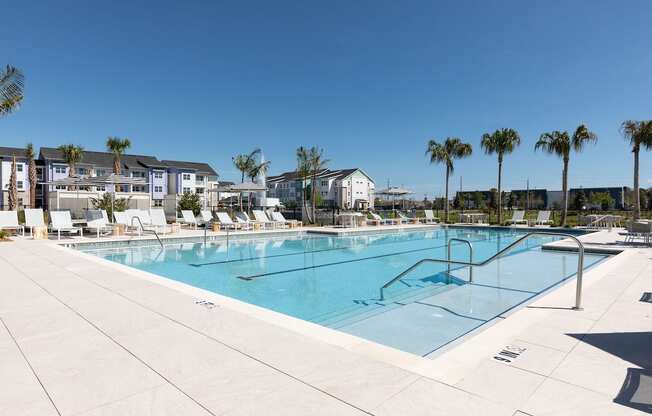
79,228,606,356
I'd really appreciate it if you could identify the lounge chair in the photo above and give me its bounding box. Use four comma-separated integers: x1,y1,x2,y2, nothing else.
370,212,399,225
113,211,139,234
180,210,198,229
24,208,46,237
252,210,277,229
396,211,418,224
534,210,552,226
148,208,170,234
234,212,254,228
421,209,439,224
271,211,299,228
216,212,246,230
50,211,83,240
0,211,24,236
507,210,528,225
85,209,113,238
198,210,214,227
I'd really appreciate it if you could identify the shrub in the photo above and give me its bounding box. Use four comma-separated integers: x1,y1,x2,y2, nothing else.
178,192,201,216
90,193,131,221
0,230,10,240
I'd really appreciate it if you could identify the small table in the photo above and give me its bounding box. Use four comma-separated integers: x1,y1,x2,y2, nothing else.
212,223,221,232
33,226,48,240
112,223,126,236
170,223,181,234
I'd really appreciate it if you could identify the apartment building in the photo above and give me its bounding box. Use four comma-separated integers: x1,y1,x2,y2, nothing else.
161,160,219,209
0,147,31,209
267,168,375,209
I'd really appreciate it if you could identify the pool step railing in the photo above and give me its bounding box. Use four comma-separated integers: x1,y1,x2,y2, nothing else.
380,231,586,310
130,216,164,249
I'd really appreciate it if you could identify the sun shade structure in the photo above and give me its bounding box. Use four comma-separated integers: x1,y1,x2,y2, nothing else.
209,181,268,193
376,186,413,210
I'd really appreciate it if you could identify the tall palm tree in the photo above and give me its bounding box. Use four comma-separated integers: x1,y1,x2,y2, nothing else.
247,155,271,211
307,147,329,221
535,124,597,226
0,65,24,117
25,143,37,208
426,137,473,222
481,128,521,224
8,157,17,210
106,136,131,175
296,146,312,223
58,144,84,189
620,120,652,219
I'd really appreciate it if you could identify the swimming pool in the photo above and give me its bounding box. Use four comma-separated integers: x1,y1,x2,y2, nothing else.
78,227,607,356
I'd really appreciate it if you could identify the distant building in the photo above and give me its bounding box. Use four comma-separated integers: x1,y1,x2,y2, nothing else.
267,168,375,209
161,160,218,210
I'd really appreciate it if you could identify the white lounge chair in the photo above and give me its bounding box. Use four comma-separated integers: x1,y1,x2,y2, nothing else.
252,210,277,229
621,220,652,245
180,210,197,229
421,209,439,224
198,210,214,227
216,212,245,230
50,211,83,240
85,209,113,239
535,210,552,226
507,210,528,225
114,211,139,234
271,211,299,228
396,211,417,224
235,212,255,228
24,208,46,237
148,208,170,234
0,211,24,236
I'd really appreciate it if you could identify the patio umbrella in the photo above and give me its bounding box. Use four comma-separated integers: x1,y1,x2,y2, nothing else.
376,186,413,210
209,182,267,210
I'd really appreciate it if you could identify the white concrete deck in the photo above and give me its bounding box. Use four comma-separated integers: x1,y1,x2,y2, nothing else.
0,228,649,415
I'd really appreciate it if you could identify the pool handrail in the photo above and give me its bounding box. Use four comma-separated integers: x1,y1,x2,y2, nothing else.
131,215,164,248
447,238,474,282
380,231,585,310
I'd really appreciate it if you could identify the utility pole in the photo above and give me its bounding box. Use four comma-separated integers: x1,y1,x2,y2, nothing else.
460,176,463,213
526,178,530,210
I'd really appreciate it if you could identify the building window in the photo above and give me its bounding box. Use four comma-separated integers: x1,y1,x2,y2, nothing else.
55,166,66,174
154,186,163,193
132,171,146,178
77,168,87,175
133,185,146,192
196,188,204,194
153,199,163,207
154,171,163,179
17,181,24,189
17,164,23,172
183,187,191,193
182,173,191,181
95,169,106,176
196,175,204,182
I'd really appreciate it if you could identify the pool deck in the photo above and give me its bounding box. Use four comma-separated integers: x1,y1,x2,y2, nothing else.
0,227,650,415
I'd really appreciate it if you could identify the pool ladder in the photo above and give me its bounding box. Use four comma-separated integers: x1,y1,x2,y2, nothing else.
380,232,586,310
131,216,164,249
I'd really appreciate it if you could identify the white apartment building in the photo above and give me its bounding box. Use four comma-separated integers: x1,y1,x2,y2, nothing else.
267,168,375,210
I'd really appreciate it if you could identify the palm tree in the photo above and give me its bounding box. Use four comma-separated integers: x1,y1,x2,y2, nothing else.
58,144,84,189
106,136,131,175
307,147,329,222
0,65,24,117
481,128,521,224
535,124,597,226
296,146,312,223
426,137,473,222
232,148,262,210
246,155,271,211
26,143,37,208
8,157,17,210
620,120,652,219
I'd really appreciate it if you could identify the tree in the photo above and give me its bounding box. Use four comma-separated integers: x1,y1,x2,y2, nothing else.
296,146,312,223
535,124,597,226
8,157,18,210
177,191,202,216
588,191,614,211
106,137,131,175
507,192,517,209
26,143,37,208
480,128,521,223
425,137,473,222
307,147,328,220
232,148,262,211
246,153,270,210
620,120,652,219
573,189,587,211
58,144,84,178
472,191,484,209
90,193,131,221
0,65,24,117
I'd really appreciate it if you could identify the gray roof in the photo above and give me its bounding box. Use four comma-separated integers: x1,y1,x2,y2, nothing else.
39,147,166,170
0,146,27,159
268,168,372,184
161,160,218,176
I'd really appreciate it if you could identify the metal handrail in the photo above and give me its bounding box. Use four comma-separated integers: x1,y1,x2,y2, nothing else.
447,238,474,282
131,216,164,248
380,232,585,310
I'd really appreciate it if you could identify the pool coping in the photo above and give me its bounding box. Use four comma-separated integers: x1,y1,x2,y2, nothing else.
54,228,627,382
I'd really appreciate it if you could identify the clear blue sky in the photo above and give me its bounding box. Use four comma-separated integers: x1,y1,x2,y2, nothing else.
2,0,651,198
